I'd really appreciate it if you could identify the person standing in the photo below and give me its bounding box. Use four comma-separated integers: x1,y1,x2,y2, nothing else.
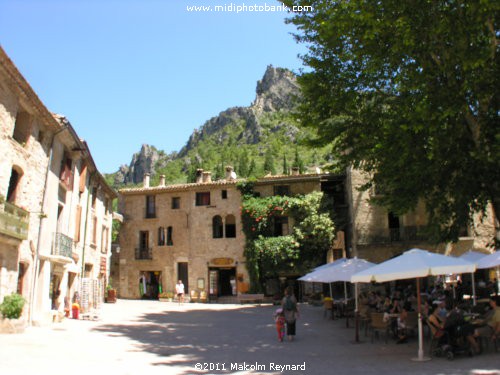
281,286,299,341
175,280,185,305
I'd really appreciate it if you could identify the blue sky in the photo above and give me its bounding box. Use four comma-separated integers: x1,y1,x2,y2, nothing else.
0,0,306,173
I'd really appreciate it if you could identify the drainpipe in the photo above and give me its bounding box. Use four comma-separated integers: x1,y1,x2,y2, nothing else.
80,172,96,279
29,126,66,326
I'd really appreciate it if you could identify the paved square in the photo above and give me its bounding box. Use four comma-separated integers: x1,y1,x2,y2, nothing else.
0,300,498,375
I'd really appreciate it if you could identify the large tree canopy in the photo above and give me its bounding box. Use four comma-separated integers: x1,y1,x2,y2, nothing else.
283,0,499,245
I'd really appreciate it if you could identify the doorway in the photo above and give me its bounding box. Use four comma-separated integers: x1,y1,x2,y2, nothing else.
177,262,189,294
209,267,236,297
140,271,161,299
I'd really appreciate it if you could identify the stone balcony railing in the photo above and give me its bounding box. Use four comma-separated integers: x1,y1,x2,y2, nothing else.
135,247,152,260
52,232,73,258
0,199,29,241
357,226,429,245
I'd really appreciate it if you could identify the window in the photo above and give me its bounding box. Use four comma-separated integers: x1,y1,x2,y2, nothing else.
388,212,401,242
91,187,97,209
196,192,210,206
172,197,180,209
6,168,22,203
221,190,228,199
139,231,149,249
13,111,31,146
101,226,109,254
167,226,173,246
79,163,88,194
59,153,73,190
74,205,82,242
91,215,98,245
274,185,290,196
225,215,236,238
158,227,166,246
273,216,289,236
146,195,156,218
213,216,223,238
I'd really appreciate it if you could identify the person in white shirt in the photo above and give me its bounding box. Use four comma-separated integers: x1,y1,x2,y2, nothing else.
175,280,185,305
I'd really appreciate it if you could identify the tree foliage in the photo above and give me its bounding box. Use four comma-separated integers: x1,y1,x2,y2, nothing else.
239,191,335,291
283,0,500,244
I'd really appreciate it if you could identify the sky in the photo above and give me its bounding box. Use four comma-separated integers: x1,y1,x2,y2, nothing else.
0,0,307,173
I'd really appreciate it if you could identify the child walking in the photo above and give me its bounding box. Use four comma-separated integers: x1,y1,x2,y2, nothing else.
274,308,286,342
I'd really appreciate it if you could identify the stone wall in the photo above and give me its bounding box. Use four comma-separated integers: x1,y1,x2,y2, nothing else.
118,181,246,298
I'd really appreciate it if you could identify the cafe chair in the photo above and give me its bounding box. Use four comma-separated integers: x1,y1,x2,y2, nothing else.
369,312,389,343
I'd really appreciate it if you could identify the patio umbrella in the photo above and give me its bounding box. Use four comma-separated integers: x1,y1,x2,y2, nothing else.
299,258,349,299
300,258,376,340
476,250,500,269
457,250,487,306
351,248,475,361
476,250,500,294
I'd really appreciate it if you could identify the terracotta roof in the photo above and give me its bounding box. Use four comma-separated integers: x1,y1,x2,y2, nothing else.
119,173,329,196
119,179,240,195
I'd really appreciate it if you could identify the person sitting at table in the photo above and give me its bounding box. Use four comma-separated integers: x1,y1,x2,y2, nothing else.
388,298,403,338
381,296,392,313
474,296,500,344
396,302,411,344
445,304,481,354
428,305,447,346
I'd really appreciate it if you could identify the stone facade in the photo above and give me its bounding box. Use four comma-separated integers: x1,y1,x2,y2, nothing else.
118,170,245,300
347,168,496,262
116,170,336,299
0,46,116,324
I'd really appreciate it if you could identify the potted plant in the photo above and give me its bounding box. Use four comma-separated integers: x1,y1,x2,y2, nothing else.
105,280,117,303
159,291,174,302
0,293,26,333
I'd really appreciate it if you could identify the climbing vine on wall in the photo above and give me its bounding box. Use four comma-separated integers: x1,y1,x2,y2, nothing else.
238,185,335,292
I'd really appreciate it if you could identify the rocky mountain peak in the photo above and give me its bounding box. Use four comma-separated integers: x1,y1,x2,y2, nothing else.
123,144,161,184
253,65,300,113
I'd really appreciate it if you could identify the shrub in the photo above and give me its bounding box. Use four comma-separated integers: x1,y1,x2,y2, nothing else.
0,293,26,319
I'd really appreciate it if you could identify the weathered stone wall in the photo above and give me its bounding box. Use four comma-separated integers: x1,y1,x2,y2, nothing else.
118,182,246,298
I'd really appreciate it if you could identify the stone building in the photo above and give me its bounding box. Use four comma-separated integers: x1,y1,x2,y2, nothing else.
346,168,496,263
117,167,348,299
118,168,245,300
117,165,496,299
0,46,116,325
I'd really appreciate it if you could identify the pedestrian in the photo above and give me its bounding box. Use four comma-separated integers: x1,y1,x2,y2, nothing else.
273,308,286,342
281,286,299,341
175,280,185,305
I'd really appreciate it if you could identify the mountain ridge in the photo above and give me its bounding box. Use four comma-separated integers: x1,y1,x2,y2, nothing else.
107,66,329,188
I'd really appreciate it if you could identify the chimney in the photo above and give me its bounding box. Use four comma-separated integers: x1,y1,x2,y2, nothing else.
159,175,166,187
291,167,300,176
143,173,150,188
195,169,204,184
225,166,234,180
202,171,212,183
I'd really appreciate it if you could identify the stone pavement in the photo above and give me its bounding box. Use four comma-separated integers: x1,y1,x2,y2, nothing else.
0,300,498,375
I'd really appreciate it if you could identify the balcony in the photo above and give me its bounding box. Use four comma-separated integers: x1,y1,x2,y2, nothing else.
52,232,73,258
0,200,29,241
357,226,429,245
135,247,152,260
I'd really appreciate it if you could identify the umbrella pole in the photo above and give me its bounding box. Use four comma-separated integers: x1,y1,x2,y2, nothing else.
412,277,431,362
354,282,360,342
471,272,477,306
344,281,349,328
